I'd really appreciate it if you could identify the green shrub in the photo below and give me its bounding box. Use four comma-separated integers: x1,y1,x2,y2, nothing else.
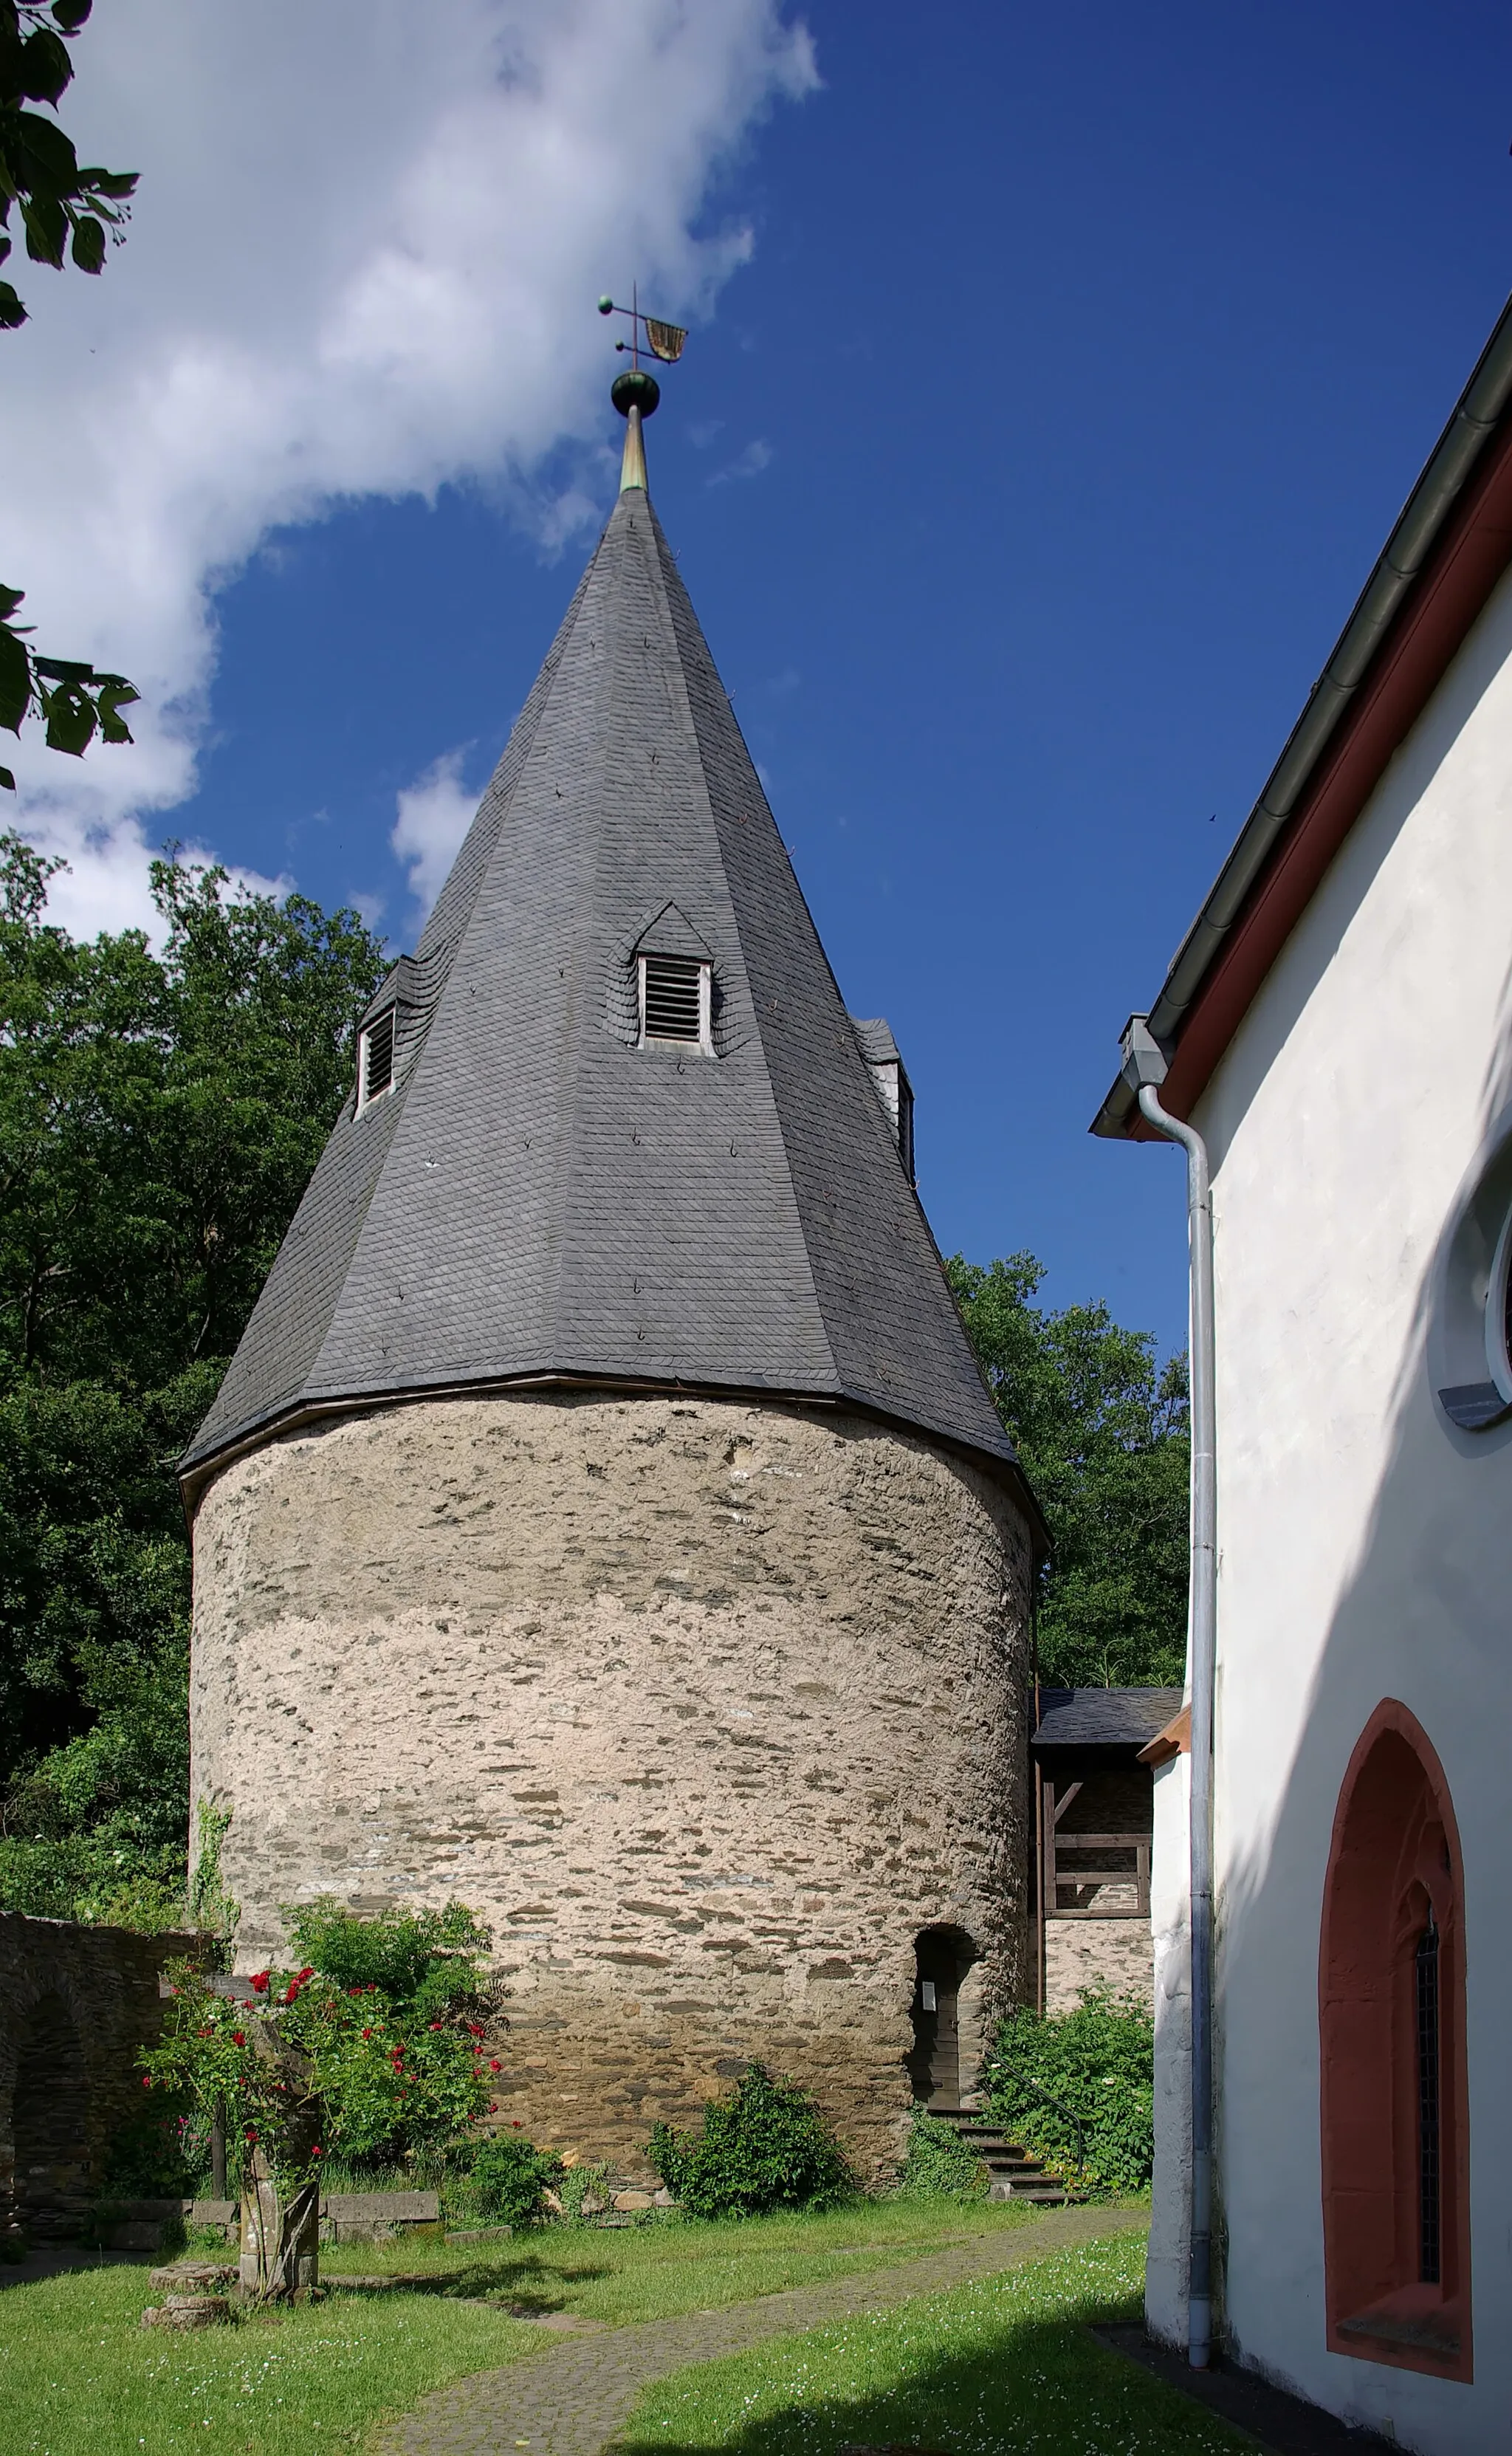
141,1899,501,2191
983,1988,1154,2198
648,2062,853,2220
558,2159,612,2223
282,1898,491,2021
102,2101,202,2196
892,2107,989,2203
468,2131,563,2227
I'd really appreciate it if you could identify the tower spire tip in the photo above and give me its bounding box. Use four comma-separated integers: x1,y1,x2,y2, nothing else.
611,366,659,493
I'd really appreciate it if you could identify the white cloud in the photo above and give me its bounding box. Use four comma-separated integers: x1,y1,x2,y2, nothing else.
1,0,817,929
21,814,292,945
707,436,773,485
392,747,482,925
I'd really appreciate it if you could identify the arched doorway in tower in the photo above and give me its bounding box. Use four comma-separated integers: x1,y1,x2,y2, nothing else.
1319,1700,1471,2383
907,1927,977,2110
10,1994,92,2240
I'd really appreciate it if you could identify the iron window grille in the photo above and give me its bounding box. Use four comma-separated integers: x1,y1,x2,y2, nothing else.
1416,1910,1442,2286
357,1008,396,1111
639,953,711,1052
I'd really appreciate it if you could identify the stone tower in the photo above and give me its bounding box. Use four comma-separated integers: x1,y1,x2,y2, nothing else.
182,381,1042,2179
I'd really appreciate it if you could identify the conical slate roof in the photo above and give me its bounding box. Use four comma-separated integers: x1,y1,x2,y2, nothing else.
182,464,1018,1486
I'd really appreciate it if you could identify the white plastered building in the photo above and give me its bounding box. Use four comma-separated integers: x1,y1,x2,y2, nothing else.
1093,289,1512,2450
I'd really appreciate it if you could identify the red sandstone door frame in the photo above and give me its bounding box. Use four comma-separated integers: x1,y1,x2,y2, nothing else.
1319,1698,1471,2384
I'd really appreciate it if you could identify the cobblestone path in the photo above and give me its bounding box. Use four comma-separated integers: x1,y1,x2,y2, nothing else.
375,2204,1147,2456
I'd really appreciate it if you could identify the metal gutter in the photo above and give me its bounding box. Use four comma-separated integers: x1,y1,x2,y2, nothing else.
1093,287,1512,1139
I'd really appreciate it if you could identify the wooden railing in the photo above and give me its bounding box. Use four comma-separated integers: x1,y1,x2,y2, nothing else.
1040,1778,1151,1920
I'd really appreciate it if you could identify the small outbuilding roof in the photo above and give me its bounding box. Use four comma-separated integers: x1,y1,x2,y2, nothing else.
1031,1687,1185,1754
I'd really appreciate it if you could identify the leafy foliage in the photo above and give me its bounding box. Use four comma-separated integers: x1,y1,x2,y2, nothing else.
982,1990,1155,2199
186,1800,239,1955
0,0,136,328
468,2132,564,2229
557,2157,613,2223
649,2063,853,2220
281,1900,495,2025
0,586,139,789
0,838,387,1918
141,1915,502,2190
891,2107,989,2203
1,3,140,787
948,1252,1189,1687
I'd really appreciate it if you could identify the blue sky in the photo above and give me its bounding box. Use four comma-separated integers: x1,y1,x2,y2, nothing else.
24,1,1512,1359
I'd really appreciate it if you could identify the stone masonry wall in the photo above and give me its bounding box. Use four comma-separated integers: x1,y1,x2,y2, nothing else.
190,1391,1033,2182
1044,1918,1153,2013
0,1913,201,2246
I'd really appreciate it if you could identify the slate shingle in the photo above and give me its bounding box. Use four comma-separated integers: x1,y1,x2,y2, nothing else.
183,486,1017,1481
1031,1689,1186,1751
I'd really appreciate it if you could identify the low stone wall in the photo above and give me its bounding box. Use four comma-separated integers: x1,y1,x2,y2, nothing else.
0,1913,202,2249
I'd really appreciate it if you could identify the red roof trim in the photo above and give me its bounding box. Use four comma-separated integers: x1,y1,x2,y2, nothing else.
1144,416,1512,1132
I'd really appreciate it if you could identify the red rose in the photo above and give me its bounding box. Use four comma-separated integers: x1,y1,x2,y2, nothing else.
298,1966,315,1980
250,1971,270,1994
142,2074,151,2089
467,2021,484,2037
232,2031,245,2047
244,2127,258,2143
311,2145,322,2158
489,2059,501,2072
510,2119,522,2130
362,2026,373,2040
489,2101,498,2113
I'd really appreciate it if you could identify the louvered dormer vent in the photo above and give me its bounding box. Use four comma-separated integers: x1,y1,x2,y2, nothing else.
639,952,710,1051
357,1007,396,1111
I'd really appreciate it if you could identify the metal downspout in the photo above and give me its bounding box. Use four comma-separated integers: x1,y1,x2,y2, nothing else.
1118,1019,1217,2369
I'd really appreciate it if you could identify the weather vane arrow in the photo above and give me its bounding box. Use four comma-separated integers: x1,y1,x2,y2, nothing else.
597,284,687,494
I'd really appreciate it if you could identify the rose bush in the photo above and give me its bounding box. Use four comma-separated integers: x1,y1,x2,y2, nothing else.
140,1901,501,2187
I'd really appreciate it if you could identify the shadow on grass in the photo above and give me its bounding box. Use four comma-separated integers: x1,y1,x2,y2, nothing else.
351,2252,614,2308
619,2311,1248,2456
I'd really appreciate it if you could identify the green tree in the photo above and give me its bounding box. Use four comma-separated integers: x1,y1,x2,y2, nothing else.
948,1252,1189,1687
0,835,386,1921
1,0,140,786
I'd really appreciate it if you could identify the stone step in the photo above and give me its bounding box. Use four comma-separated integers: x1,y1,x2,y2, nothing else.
922,2102,1075,2205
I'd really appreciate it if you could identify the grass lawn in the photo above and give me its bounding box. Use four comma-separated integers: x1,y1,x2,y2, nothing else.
0,2199,1049,2456
320,2195,1045,2324
619,2230,1251,2456
0,2259,535,2456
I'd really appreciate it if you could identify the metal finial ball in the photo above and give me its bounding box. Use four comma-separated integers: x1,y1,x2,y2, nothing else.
611,368,661,419
597,295,614,315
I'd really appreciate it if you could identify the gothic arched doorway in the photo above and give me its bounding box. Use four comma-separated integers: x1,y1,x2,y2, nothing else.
1319,1700,1471,2382
11,1993,92,2240
907,1926,977,2110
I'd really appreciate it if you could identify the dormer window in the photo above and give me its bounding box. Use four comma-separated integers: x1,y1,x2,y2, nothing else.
850,1015,915,1183
639,952,711,1051
632,902,715,1055
357,1007,396,1111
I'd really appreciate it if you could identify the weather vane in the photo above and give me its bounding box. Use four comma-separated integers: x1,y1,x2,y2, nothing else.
597,284,687,492
597,282,687,372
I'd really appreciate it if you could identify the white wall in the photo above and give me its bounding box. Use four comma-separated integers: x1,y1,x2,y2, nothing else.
1180,563,1512,2449
1146,1751,1191,2349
